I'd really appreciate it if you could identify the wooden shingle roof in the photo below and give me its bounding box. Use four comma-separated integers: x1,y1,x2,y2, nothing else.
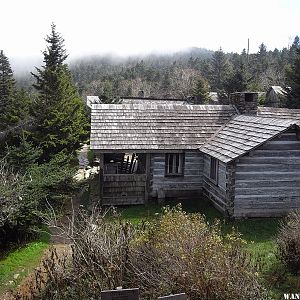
121,97,187,105
90,103,236,151
200,115,297,163
258,107,300,125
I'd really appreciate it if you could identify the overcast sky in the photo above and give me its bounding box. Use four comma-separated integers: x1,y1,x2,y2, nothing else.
1,0,299,64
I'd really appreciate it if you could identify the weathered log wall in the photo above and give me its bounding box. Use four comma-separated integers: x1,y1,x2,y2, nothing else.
203,154,230,214
234,129,300,217
150,151,203,199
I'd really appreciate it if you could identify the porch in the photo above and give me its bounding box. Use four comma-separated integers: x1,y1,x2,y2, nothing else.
99,153,150,205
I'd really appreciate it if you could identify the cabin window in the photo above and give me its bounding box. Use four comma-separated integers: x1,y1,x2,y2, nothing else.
210,157,218,183
245,93,254,102
165,153,184,176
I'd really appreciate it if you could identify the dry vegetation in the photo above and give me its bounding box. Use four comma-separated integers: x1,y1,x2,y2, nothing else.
276,210,300,275
9,205,269,300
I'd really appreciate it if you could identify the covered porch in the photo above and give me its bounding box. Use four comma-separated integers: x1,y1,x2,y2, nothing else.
98,152,150,205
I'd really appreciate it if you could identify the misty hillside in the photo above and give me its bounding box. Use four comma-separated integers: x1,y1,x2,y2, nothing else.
13,40,299,100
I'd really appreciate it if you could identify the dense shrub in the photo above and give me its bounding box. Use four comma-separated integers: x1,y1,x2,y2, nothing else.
0,152,78,247
127,205,268,300
276,210,300,275
19,205,268,300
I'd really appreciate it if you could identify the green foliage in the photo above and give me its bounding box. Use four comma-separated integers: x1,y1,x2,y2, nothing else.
26,151,77,205
91,80,121,103
87,149,94,165
0,50,16,129
0,233,49,294
0,50,15,105
225,60,249,94
6,88,32,125
0,51,32,131
0,151,77,246
5,134,42,172
190,75,210,104
276,210,300,275
31,24,89,161
210,48,231,91
0,159,37,246
285,47,300,108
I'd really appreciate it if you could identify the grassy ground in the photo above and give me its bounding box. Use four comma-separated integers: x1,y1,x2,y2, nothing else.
118,197,280,240
0,230,50,295
117,197,299,299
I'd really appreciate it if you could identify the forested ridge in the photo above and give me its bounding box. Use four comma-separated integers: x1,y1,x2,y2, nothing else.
67,38,300,103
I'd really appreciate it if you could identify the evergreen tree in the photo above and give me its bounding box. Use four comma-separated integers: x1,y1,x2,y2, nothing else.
285,47,300,108
256,43,268,73
191,76,210,104
31,23,89,160
0,50,16,129
289,35,300,62
210,48,230,91
225,60,248,94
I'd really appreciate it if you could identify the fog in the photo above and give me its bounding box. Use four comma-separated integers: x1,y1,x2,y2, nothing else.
2,0,299,74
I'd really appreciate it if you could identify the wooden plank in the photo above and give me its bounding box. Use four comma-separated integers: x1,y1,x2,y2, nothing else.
233,208,295,218
102,196,144,205
235,187,300,196
103,187,145,193
236,164,300,172
260,141,300,150
104,174,146,182
235,179,300,188
152,175,203,182
235,171,300,180
238,157,300,164
251,150,300,157
234,202,300,210
203,177,227,198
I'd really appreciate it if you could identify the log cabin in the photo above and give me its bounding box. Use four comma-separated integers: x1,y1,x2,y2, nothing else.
89,93,300,217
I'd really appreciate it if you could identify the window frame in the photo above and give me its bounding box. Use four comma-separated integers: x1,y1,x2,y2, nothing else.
165,153,185,177
210,156,218,184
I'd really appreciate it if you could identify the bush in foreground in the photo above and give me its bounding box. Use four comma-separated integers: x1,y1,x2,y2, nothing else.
127,205,268,300
276,210,300,275
15,205,268,299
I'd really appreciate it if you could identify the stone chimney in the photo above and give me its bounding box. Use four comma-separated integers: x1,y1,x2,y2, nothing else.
229,92,258,115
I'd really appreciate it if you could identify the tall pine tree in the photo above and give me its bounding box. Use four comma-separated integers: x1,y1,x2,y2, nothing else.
0,50,16,129
191,76,210,104
31,23,88,160
210,48,230,92
285,47,300,108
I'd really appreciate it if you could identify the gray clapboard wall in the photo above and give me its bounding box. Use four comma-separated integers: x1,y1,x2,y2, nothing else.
203,154,229,214
150,151,203,198
234,129,300,217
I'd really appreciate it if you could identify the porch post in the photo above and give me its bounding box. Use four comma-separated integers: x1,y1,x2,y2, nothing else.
99,153,104,205
144,153,151,204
